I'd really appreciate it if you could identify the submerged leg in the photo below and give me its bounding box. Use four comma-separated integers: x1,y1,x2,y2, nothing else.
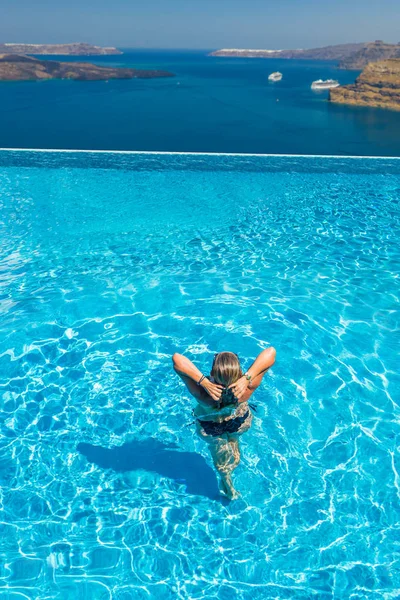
228,437,241,471
207,438,240,500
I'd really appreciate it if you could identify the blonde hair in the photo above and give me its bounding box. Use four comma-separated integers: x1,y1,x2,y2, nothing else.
211,352,243,387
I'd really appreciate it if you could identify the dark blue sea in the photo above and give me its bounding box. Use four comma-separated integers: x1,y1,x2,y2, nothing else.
0,49,399,155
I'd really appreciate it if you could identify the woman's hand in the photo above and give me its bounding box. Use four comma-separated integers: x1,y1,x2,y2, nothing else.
201,378,224,402
228,376,249,401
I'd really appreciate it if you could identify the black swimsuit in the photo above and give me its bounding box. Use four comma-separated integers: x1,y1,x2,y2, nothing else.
198,410,250,437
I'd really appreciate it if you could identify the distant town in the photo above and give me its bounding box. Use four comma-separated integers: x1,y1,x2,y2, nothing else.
211,40,400,69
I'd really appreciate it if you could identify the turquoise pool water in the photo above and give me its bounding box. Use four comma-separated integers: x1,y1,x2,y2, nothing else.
0,151,399,599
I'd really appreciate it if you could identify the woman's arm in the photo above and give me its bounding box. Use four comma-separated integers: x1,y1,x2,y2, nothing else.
172,353,223,405
229,347,276,401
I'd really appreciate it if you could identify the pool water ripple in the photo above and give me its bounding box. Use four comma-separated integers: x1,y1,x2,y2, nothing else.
0,152,399,599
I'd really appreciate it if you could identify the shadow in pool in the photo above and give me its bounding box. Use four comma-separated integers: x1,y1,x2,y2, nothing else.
77,438,222,501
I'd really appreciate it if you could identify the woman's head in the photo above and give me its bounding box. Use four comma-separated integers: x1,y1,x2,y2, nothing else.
211,352,243,387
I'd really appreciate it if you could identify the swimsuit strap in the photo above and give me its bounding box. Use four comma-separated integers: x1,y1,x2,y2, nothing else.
186,403,256,428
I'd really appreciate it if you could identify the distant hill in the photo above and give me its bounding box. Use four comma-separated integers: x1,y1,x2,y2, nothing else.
210,43,366,60
0,43,122,55
0,54,174,81
330,59,400,110
211,41,400,68
338,41,400,69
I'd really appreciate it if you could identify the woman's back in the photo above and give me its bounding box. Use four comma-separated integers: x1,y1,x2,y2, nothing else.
193,396,248,422
194,365,243,421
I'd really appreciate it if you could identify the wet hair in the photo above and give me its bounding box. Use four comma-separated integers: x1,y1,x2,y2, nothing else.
211,352,243,408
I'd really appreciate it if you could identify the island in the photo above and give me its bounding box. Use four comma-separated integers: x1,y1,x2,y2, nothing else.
210,43,365,61
0,43,122,55
210,41,400,69
329,59,400,111
0,54,175,81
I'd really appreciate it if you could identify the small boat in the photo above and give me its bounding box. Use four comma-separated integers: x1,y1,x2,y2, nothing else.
311,79,340,90
268,71,282,82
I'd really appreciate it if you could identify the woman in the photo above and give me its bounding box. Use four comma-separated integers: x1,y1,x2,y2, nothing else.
172,348,276,499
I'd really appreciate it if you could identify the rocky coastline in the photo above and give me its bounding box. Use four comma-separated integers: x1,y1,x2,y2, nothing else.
329,59,400,111
0,54,174,82
0,43,122,55
211,41,400,69
210,43,364,61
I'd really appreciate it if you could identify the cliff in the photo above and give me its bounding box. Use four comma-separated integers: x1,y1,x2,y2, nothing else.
211,41,400,68
210,43,366,60
0,43,122,55
330,59,400,111
0,54,174,81
338,41,400,69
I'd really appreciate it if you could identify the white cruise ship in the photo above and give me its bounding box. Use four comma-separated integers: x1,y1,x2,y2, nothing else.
311,79,340,90
268,72,283,81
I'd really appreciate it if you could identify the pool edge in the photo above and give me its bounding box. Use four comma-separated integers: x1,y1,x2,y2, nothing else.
0,148,399,160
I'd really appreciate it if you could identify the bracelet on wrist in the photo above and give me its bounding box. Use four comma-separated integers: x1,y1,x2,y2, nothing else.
244,372,252,383
197,374,206,386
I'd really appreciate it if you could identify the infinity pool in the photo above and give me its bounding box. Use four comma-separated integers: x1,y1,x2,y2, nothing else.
0,151,399,599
